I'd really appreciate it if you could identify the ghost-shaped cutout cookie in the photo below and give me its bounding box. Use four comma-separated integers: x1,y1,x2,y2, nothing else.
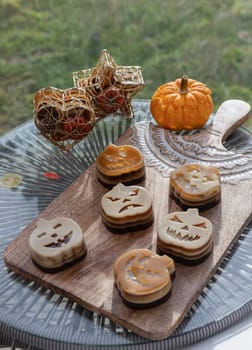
29,217,87,271
114,248,175,308
101,183,153,233
157,208,213,264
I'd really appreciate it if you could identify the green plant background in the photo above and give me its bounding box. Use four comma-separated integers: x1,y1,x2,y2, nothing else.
1,0,252,135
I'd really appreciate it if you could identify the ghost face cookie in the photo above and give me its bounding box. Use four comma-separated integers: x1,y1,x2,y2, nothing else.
96,144,145,187
157,208,213,265
114,248,175,308
169,164,221,210
101,183,153,233
29,217,87,271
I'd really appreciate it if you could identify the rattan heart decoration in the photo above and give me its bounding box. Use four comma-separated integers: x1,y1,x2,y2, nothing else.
34,87,96,150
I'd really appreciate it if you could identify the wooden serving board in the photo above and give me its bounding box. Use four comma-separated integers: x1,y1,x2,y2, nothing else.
4,100,252,341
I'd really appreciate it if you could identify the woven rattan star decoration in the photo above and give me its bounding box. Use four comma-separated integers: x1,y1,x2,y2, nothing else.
72,49,145,118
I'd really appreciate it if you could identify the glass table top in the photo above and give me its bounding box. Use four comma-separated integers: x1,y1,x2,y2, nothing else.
0,100,251,349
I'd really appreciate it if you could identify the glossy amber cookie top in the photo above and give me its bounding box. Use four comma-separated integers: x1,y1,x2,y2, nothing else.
96,144,144,176
114,249,175,295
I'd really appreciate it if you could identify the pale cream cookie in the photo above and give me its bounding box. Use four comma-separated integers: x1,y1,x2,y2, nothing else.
114,248,175,308
169,163,221,210
157,208,213,265
101,183,153,233
96,144,145,187
29,217,87,271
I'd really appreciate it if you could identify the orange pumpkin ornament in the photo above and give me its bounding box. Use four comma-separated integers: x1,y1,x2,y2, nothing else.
150,75,214,130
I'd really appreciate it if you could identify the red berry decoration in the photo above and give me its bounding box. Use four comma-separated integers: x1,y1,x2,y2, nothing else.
72,49,145,118
34,87,95,150
96,87,125,114
63,111,93,140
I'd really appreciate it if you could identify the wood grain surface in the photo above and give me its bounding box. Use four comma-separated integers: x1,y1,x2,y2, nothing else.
3,101,252,340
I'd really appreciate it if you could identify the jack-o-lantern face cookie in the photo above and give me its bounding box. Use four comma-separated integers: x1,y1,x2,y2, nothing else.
101,183,153,233
157,208,213,265
29,217,87,271
96,144,145,187
114,248,175,308
169,164,221,210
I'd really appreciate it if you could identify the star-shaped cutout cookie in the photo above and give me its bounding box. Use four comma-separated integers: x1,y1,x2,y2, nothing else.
72,49,145,118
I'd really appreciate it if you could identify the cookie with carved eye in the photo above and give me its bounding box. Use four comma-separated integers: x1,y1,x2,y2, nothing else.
157,208,213,265
114,248,175,308
169,164,221,210
29,217,87,272
96,144,145,188
101,183,153,233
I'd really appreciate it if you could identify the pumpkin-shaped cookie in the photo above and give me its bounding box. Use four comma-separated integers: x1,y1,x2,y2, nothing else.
157,208,213,265
101,183,153,233
169,163,221,210
114,248,175,308
150,75,213,130
96,144,145,187
29,217,87,271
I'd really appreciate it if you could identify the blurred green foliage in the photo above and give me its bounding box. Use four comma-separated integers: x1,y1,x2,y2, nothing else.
0,0,252,135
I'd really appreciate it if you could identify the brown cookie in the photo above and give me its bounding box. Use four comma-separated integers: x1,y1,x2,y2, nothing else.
101,183,153,233
114,248,175,308
96,144,145,188
169,164,221,210
29,217,87,271
157,208,213,265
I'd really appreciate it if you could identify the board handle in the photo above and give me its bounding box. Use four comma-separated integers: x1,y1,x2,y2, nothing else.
209,99,251,144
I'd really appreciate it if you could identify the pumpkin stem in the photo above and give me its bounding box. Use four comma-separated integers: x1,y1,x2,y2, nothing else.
179,75,189,94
